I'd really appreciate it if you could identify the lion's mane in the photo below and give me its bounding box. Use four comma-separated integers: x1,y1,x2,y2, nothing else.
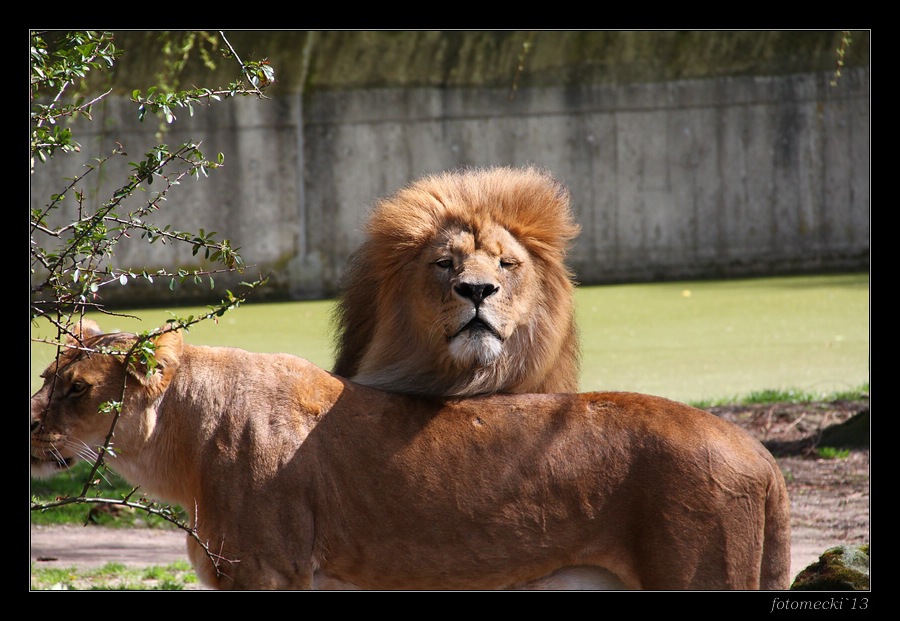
332,166,581,397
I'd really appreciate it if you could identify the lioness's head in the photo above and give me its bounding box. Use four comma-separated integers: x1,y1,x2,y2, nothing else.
332,166,581,397
30,321,181,478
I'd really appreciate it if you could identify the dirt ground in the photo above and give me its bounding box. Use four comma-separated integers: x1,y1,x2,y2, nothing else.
30,399,870,588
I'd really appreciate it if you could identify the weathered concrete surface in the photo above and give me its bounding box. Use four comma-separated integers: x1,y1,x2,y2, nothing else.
30,31,869,305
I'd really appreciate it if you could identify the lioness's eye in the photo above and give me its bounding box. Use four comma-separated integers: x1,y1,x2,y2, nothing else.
68,380,89,397
435,258,453,269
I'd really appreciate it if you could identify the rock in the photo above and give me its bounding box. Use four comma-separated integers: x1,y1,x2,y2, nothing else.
790,544,869,590
818,409,870,448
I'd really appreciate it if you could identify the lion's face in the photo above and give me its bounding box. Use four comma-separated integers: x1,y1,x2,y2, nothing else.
332,166,581,397
417,224,539,367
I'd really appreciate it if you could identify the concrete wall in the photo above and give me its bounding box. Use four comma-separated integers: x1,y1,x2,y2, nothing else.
30,31,870,305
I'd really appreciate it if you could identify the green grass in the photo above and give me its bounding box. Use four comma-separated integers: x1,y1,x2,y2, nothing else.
574,272,869,404
690,383,869,409
30,461,186,528
30,464,196,590
816,446,852,460
30,560,197,590
30,297,336,395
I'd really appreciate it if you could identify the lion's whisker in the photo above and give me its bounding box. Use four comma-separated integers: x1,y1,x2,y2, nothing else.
66,438,100,466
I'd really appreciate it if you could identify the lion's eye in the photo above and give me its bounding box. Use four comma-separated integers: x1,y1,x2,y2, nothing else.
434,258,453,269
499,258,519,269
68,380,89,397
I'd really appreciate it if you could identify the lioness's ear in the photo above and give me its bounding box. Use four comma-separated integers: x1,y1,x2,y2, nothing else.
67,319,102,346
75,319,102,338
128,329,183,394
153,329,183,371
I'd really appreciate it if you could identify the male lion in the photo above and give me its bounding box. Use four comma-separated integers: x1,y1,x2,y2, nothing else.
31,322,791,590
332,166,581,397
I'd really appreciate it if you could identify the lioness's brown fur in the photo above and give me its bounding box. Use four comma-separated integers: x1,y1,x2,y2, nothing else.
332,166,581,397
31,323,791,590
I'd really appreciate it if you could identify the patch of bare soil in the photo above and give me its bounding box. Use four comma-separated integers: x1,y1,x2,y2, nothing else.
707,399,870,581
30,400,870,588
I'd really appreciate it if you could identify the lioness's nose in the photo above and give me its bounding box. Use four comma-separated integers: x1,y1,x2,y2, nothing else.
454,282,498,305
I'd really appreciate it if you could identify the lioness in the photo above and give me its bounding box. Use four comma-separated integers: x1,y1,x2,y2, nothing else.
332,166,581,397
31,322,791,590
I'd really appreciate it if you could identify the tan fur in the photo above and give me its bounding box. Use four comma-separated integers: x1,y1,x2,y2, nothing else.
31,323,792,591
332,166,581,397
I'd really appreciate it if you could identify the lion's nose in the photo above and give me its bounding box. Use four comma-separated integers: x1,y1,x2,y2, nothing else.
454,282,498,305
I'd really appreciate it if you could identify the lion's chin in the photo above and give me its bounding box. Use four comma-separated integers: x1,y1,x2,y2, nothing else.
448,330,503,366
